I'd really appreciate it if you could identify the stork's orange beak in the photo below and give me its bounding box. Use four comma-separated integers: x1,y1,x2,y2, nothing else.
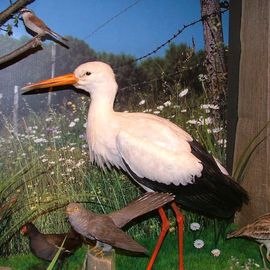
21,73,78,91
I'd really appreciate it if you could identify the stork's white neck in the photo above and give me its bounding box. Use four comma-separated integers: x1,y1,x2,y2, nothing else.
88,80,117,114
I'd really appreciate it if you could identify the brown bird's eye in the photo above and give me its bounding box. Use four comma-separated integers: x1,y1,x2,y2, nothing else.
85,72,91,76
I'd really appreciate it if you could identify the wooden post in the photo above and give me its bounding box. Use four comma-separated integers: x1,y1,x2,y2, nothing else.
233,0,270,226
83,248,115,270
12,85,19,136
48,43,56,107
200,0,227,107
226,0,242,173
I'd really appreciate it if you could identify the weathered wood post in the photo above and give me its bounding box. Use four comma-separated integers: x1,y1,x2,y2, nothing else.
12,85,19,136
228,0,270,226
83,248,115,270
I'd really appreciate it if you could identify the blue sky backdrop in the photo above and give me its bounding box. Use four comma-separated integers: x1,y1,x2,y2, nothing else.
1,0,228,57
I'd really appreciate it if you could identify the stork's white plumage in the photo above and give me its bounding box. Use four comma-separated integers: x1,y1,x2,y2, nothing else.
22,61,249,270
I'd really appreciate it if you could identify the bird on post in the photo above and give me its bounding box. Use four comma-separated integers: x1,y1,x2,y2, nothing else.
22,61,249,270
19,8,69,48
227,213,270,270
66,192,174,255
21,222,82,269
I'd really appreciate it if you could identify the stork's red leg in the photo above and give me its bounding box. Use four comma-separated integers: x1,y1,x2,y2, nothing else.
146,207,170,270
171,202,184,270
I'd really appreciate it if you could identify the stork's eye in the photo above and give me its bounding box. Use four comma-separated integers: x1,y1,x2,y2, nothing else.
85,72,91,76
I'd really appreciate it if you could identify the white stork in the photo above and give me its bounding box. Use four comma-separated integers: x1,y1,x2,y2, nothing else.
22,61,249,270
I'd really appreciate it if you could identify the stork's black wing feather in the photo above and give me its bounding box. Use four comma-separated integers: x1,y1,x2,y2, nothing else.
123,140,248,219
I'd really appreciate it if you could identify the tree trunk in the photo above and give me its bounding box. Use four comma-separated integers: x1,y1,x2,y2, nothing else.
200,0,227,108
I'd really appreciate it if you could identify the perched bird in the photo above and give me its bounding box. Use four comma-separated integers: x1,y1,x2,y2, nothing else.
19,8,68,48
66,192,174,255
21,222,82,269
227,213,270,269
22,61,249,270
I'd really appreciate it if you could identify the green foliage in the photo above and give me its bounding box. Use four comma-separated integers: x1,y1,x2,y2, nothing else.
0,231,263,269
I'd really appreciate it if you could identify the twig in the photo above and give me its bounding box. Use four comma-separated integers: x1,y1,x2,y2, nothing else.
0,0,35,27
0,36,42,68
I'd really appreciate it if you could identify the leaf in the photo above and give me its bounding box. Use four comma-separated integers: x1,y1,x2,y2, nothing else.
46,236,67,270
233,121,270,182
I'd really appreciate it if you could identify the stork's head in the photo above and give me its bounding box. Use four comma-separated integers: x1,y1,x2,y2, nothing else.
22,61,118,97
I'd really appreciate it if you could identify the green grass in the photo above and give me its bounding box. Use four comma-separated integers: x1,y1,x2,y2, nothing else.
0,230,263,270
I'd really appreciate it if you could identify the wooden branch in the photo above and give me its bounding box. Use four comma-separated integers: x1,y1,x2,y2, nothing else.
0,0,35,27
0,36,42,68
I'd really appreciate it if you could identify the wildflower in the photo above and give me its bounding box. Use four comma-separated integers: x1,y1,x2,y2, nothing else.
75,159,85,168
143,109,152,113
138,99,146,106
181,109,187,113
157,105,164,111
53,135,61,139
123,110,129,113
70,147,76,152
200,104,219,110
187,119,199,125
211,248,221,257
217,139,227,145
190,222,200,231
179,88,189,98
198,74,208,82
163,100,171,107
83,122,87,128
201,116,213,125
173,105,180,109
45,117,52,122
74,118,80,122
34,138,48,143
212,127,223,133
153,110,160,115
69,121,76,128
41,158,48,163
193,239,204,249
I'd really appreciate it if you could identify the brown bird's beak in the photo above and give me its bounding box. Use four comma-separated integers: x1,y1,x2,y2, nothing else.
21,73,78,92
20,225,27,235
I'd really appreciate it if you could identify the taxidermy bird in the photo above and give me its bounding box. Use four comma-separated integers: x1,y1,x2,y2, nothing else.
227,213,270,270
22,61,249,270
66,192,174,255
19,8,68,48
21,222,82,269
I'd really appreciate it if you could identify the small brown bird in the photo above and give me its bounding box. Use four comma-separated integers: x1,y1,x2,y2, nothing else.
66,192,174,255
227,213,270,269
21,222,82,269
19,8,68,48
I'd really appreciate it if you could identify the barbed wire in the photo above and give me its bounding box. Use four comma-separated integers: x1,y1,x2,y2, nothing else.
110,8,228,73
131,8,229,65
83,0,142,40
